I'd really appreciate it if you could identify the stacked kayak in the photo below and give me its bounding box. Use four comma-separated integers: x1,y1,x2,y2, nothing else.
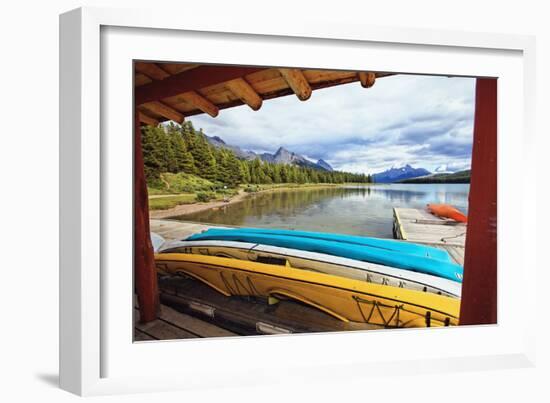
159,240,461,298
154,227,463,328
155,253,460,327
185,228,463,282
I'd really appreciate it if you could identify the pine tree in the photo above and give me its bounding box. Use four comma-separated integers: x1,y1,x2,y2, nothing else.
167,125,195,174
190,134,217,181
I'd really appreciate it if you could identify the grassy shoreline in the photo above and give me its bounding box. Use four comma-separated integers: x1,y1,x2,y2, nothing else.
148,182,362,212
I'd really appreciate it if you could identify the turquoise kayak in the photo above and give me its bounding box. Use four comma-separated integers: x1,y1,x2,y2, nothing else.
186,229,464,282
191,227,452,262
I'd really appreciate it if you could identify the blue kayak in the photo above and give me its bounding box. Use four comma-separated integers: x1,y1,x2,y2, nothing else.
186,229,464,282
189,227,452,262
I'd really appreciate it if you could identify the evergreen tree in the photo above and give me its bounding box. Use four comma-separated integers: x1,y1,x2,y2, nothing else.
189,133,217,181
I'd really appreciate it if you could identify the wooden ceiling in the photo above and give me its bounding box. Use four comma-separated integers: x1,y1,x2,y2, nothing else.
135,62,393,126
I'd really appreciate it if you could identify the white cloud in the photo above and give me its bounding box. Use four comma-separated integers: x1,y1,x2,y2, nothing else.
189,74,475,174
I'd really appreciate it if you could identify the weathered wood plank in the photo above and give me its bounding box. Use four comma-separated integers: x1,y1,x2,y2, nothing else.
158,63,200,75
134,308,198,340
159,304,236,338
393,207,466,265
134,328,156,341
135,62,170,81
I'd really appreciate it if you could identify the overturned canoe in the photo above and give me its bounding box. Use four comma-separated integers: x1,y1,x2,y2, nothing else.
186,229,464,282
160,240,462,298
187,227,452,262
155,253,460,328
427,204,468,223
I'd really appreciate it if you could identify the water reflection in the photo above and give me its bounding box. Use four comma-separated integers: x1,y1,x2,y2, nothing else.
170,184,470,238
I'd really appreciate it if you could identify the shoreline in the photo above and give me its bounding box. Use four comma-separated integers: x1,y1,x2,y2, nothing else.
149,189,250,219
148,183,350,219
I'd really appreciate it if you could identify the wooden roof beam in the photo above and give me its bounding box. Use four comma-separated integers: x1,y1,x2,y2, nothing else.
135,65,265,105
278,68,312,101
175,91,219,117
137,111,159,126
158,63,201,75
358,72,376,88
135,62,171,81
225,78,263,111
141,101,185,123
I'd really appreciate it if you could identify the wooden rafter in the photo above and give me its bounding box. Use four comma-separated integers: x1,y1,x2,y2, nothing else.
278,68,312,101
135,65,265,105
135,62,170,81
135,73,153,87
138,111,159,126
141,101,185,123
358,72,376,88
173,91,219,117
159,63,200,75
225,78,263,111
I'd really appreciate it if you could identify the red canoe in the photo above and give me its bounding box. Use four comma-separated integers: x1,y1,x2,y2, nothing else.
427,204,468,223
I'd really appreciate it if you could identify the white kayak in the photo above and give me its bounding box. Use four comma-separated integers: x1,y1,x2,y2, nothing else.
158,239,462,298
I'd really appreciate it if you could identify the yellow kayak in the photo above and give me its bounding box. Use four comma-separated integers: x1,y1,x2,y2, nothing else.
155,253,460,328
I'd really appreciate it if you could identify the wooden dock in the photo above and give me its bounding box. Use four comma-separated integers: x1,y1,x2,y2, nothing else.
150,219,222,242
393,208,466,266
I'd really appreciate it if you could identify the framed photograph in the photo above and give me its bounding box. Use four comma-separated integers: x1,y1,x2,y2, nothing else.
60,6,536,396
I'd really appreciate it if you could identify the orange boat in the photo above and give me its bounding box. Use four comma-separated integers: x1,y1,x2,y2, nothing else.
427,204,468,223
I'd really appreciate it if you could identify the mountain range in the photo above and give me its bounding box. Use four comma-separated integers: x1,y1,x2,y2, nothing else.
372,164,431,183
205,135,333,171
399,169,471,184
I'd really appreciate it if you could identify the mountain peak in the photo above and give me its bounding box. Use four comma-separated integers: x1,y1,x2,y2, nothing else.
275,146,290,155
373,164,431,183
273,147,294,164
206,136,333,171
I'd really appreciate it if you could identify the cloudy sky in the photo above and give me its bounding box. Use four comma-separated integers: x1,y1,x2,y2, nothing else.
188,74,475,174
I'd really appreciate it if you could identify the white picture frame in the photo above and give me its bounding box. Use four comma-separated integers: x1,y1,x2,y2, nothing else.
59,6,537,396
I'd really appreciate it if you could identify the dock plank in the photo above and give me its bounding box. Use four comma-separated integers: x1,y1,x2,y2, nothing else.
150,219,224,242
134,308,199,340
159,304,237,338
393,207,466,265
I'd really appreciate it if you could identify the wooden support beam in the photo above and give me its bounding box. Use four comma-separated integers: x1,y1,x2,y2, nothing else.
175,91,219,117
459,78,497,326
138,111,159,126
225,78,263,111
134,110,160,323
141,101,185,123
135,65,265,105
358,72,376,88
159,63,200,75
135,73,153,87
135,62,170,81
278,68,312,101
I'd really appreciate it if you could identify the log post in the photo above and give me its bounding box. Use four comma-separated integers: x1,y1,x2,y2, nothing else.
459,78,497,325
134,108,160,323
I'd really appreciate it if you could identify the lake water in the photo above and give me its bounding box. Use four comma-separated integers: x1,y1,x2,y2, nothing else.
169,183,470,238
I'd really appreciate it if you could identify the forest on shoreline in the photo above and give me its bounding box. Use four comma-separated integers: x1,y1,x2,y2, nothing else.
142,122,373,191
